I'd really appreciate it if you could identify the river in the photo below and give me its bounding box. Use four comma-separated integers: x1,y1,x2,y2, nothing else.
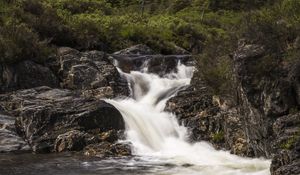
0,62,270,175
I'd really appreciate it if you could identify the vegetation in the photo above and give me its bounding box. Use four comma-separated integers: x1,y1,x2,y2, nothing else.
0,0,299,94
280,128,300,150
212,131,224,143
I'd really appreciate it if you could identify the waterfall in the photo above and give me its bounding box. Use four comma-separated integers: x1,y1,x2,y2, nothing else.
106,62,270,175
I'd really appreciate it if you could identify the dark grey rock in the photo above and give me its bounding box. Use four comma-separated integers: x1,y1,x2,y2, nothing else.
0,61,59,93
55,47,129,97
111,54,193,76
54,130,86,152
0,87,125,153
0,111,30,153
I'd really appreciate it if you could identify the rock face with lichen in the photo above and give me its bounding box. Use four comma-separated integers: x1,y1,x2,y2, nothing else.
165,41,300,175
0,47,131,157
1,87,125,153
233,42,300,175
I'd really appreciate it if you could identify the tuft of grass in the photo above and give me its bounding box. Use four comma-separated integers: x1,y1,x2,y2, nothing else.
212,131,225,143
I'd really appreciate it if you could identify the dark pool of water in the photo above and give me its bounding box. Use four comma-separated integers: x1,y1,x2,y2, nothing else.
0,153,180,175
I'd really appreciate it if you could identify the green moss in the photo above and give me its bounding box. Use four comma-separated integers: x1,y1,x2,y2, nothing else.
281,129,300,150
281,136,298,150
212,131,225,143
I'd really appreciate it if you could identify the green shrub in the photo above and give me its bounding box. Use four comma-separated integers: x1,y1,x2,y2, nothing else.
280,129,300,150
0,21,52,64
212,131,225,142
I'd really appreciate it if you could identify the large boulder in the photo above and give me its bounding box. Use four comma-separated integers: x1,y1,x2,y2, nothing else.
111,45,193,76
0,60,59,93
51,47,129,97
1,86,125,153
165,76,248,155
111,54,193,76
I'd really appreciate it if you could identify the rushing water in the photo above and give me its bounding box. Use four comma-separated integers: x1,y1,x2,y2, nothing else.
106,62,271,175
0,62,271,175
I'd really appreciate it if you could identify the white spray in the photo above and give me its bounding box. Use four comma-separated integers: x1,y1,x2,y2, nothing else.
106,62,270,175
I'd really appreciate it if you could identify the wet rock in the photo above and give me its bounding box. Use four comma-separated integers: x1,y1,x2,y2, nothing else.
55,47,129,97
111,45,193,75
81,87,114,100
0,60,59,93
99,130,120,143
111,54,193,76
233,41,300,158
84,142,132,157
165,75,247,153
165,40,300,173
165,81,213,121
1,87,125,153
271,148,300,175
0,111,30,153
54,130,86,152
271,113,300,175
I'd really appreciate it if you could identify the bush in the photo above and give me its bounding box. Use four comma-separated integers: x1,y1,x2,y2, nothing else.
0,21,52,64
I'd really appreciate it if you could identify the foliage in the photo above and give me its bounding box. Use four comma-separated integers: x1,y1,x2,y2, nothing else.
280,129,300,150
0,0,299,86
0,20,52,64
212,131,224,143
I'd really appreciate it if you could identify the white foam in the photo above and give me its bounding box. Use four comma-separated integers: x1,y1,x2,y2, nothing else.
106,62,271,175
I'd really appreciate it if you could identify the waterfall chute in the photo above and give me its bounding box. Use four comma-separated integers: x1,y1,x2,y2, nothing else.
106,62,270,175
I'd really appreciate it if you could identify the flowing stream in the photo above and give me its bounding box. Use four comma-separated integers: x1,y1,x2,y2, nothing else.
105,62,271,175
0,62,271,175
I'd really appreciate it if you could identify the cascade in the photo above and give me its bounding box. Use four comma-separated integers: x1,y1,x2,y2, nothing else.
106,62,270,175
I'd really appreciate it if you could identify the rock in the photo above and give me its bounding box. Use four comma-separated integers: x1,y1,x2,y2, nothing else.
165,81,213,121
0,111,30,153
228,41,300,172
54,130,86,152
271,113,300,175
99,129,120,143
165,76,247,153
0,60,59,93
111,54,193,76
84,142,132,158
1,87,125,153
113,44,155,55
111,45,193,75
271,148,300,175
55,47,129,97
289,60,300,106
164,40,294,160
233,41,300,158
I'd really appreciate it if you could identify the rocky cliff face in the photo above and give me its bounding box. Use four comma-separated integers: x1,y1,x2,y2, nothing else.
166,41,300,175
0,47,131,156
233,42,300,174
